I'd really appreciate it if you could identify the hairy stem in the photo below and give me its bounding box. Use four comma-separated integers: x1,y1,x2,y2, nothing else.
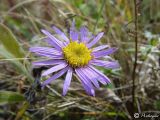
132,0,138,116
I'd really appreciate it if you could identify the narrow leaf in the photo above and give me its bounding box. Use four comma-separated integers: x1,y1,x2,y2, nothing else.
0,23,25,58
0,91,25,105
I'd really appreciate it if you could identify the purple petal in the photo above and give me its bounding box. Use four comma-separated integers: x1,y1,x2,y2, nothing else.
75,68,95,96
87,32,104,48
30,52,63,59
52,26,69,42
42,66,69,86
85,34,94,43
41,29,64,50
92,45,109,52
79,68,100,88
75,68,93,88
70,30,79,41
88,66,111,84
29,47,63,58
92,47,118,58
45,38,68,48
39,54,62,59
91,59,120,69
80,26,89,42
81,81,95,96
85,66,107,85
70,20,79,41
32,59,65,66
29,47,62,55
42,62,67,76
63,68,73,96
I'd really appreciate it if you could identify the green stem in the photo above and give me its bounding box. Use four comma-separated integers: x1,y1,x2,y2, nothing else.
93,0,106,34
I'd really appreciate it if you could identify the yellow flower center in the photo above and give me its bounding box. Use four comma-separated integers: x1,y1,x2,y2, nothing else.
63,41,92,67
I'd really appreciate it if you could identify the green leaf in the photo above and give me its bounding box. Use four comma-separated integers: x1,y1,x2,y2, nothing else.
149,39,159,46
15,102,29,120
0,91,25,105
0,23,25,58
154,100,160,110
106,83,114,89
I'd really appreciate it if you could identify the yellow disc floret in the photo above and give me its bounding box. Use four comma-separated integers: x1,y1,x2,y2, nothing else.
63,41,92,67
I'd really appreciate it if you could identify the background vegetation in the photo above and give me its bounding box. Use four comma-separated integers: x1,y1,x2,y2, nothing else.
0,0,160,120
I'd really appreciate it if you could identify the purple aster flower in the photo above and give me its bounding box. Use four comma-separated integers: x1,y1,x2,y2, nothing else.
29,21,119,96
